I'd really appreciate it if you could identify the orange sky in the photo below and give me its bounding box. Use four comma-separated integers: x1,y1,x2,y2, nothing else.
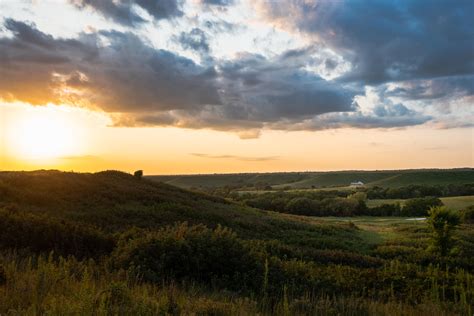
1,102,472,174
0,1,473,174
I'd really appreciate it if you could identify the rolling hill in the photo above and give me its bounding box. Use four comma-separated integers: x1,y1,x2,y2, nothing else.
1,170,473,314
0,170,365,251
149,168,474,189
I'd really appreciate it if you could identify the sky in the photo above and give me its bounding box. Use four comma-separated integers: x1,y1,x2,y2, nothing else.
0,0,473,174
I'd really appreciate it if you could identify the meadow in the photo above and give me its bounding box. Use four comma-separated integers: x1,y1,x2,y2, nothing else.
150,169,474,189
0,170,473,315
367,196,474,210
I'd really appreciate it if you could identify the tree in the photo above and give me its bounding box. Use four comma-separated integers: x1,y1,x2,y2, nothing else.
460,205,474,224
402,197,443,216
134,170,143,179
427,206,461,257
285,197,318,216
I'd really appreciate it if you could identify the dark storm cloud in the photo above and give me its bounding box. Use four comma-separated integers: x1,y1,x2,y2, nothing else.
270,104,431,131
384,75,474,101
199,0,234,6
0,19,98,104
259,0,474,85
215,53,356,123
176,28,210,54
0,19,219,111
0,18,433,136
71,0,183,26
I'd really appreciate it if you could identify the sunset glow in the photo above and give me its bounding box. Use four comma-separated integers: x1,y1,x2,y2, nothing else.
0,0,472,173
12,109,81,160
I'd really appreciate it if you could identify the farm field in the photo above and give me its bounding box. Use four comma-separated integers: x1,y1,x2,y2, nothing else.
314,216,427,244
149,168,474,189
367,195,474,210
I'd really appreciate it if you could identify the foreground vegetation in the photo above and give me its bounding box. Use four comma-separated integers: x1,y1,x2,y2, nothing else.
0,170,473,314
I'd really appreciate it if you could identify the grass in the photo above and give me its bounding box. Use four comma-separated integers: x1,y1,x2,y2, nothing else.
441,195,474,210
2,252,466,315
1,170,473,315
0,170,369,252
313,216,427,244
149,168,474,189
367,195,474,210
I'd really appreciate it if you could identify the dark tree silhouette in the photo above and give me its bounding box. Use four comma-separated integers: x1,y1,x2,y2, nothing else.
134,170,143,179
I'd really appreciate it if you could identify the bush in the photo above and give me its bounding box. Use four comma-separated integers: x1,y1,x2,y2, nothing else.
369,203,401,216
0,209,115,258
427,206,461,257
401,197,443,216
133,170,143,179
113,223,264,293
460,205,474,223
285,198,320,216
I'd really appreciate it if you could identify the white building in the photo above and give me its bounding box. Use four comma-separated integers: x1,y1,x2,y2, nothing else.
350,181,364,187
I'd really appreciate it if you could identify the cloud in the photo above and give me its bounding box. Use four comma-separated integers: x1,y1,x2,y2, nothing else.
175,28,210,54
2,19,384,136
385,75,474,101
70,0,183,26
190,153,278,161
0,19,220,112
199,0,234,6
256,0,474,85
269,109,431,131
0,16,462,139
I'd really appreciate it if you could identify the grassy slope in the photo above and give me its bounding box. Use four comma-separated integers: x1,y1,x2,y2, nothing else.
149,169,474,189
1,170,473,315
0,170,365,252
367,195,474,210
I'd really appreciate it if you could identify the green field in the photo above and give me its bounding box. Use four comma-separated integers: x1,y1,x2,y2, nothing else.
149,168,474,189
367,195,474,210
314,216,427,244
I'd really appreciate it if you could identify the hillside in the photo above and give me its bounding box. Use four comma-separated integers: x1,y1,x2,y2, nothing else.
0,170,364,251
0,170,473,314
149,168,474,189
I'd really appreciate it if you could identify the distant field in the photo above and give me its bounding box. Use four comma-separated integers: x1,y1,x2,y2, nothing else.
367,195,474,210
314,216,427,244
149,168,474,189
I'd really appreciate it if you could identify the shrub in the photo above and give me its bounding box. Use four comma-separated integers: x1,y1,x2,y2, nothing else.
369,203,401,216
113,223,264,293
0,209,115,258
427,206,461,257
401,197,443,216
133,170,143,179
285,198,319,216
460,205,474,223
0,265,6,285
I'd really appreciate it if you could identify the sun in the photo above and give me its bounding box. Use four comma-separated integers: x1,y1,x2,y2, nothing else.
9,106,82,161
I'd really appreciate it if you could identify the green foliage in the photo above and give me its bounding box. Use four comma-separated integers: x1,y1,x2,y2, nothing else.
461,205,474,223
369,203,401,216
241,192,367,217
366,183,474,199
0,208,115,258
0,170,473,314
402,197,443,216
285,197,319,216
113,223,264,293
427,207,461,257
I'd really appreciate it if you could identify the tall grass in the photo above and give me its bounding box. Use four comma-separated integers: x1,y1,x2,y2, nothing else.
1,252,471,315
